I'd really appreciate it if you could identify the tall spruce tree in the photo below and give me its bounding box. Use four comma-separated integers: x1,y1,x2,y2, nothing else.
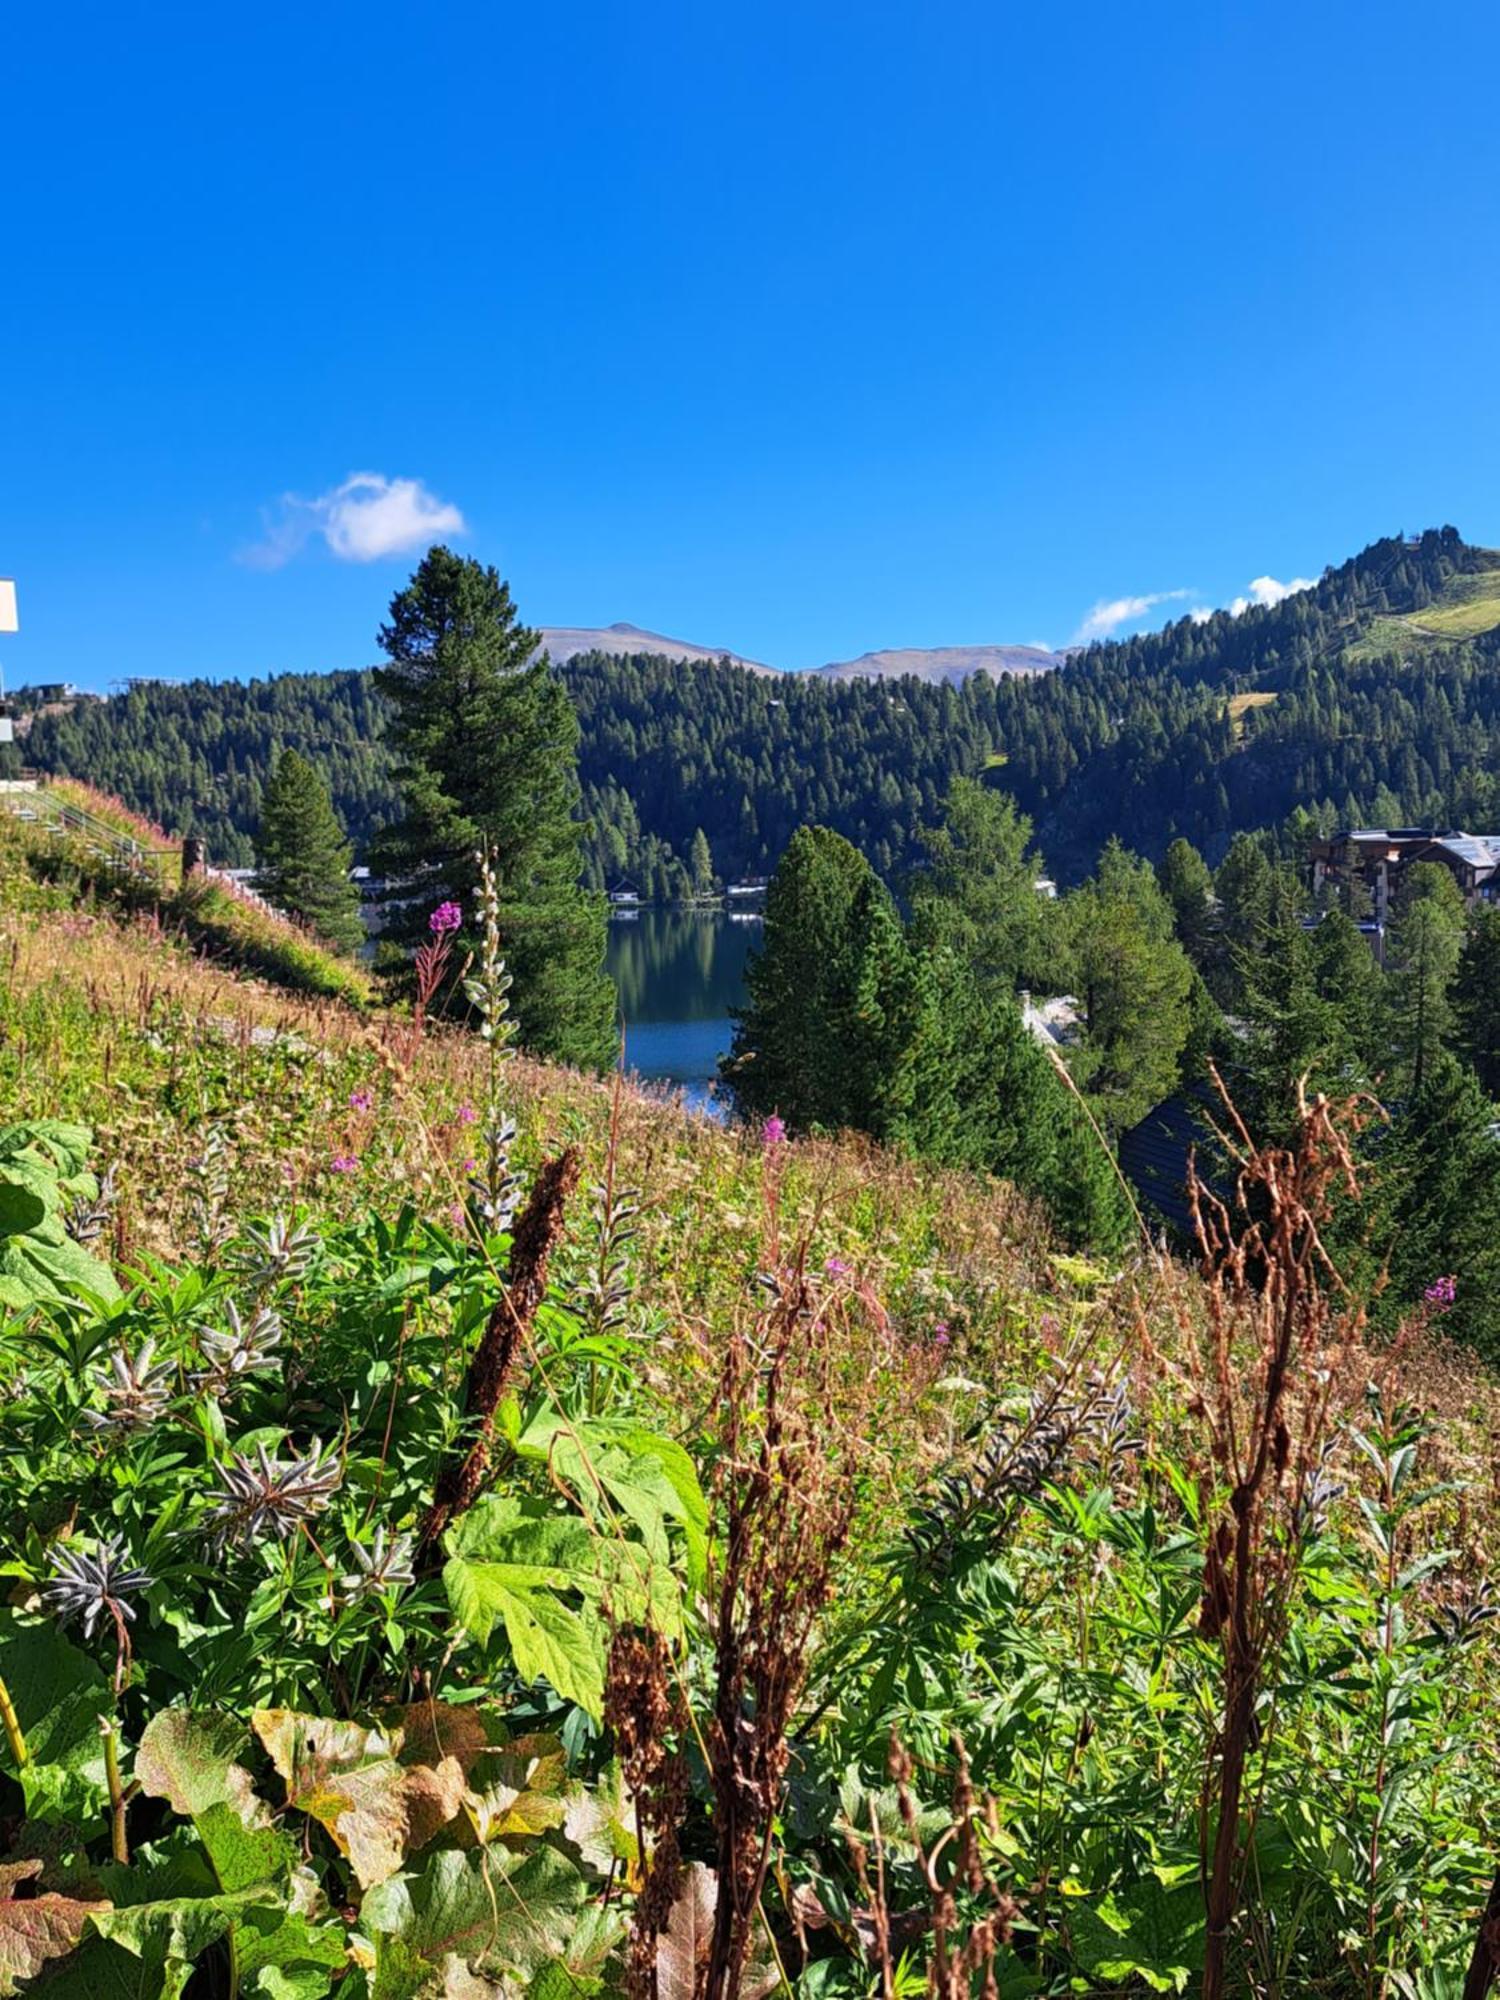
1454,903,1500,1099
370,547,616,1071
1371,1052,1500,1360
722,826,929,1140
252,749,364,953
1157,837,1216,968
1383,862,1465,1093
908,778,1048,992
1063,839,1194,1134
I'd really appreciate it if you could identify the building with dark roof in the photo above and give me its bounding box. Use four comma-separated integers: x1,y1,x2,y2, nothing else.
1310,828,1500,922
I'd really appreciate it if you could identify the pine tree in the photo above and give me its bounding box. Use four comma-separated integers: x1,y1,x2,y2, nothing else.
689,827,715,900
1371,1053,1500,1360
1384,862,1465,1092
370,547,616,1071
1063,840,1194,1134
1454,904,1500,1098
908,778,1048,992
1157,838,1216,967
722,826,929,1140
252,750,364,953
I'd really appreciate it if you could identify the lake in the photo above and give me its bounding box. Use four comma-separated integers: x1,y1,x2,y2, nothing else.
605,906,758,1113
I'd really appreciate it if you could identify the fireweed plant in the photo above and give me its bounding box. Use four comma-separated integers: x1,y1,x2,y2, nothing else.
0,835,1497,1998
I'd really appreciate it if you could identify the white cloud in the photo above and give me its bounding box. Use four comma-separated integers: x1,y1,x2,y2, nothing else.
1072,588,1192,644
1189,606,1214,625
241,472,466,568
1227,573,1316,617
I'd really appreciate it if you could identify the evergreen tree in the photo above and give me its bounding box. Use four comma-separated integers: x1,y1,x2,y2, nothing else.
1383,862,1465,1092
1371,1053,1500,1360
689,827,715,900
722,826,928,1140
1454,903,1500,1098
370,547,616,1071
917,948,1131,1249
1063,840,1194,1133
1157,837,1215,966
908,778,1048,991
252,750,364,953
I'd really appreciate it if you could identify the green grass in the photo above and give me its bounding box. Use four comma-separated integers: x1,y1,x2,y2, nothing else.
1348,557,1500,660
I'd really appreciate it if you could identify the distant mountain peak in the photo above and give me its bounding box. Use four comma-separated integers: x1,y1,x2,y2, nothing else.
539,623,778,675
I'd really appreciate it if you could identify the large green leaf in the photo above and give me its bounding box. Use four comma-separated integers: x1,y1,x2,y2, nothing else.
360,1847,587,2000
443,1499,616,1720
0,1612,111,1823
514,1414,708,1593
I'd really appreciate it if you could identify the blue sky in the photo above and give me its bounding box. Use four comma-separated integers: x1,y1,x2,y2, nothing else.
5,0,1500,692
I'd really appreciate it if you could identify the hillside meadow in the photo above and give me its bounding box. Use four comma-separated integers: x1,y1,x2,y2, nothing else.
0,810,1497,1999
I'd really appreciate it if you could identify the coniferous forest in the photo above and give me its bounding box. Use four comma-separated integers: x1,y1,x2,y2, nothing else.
16,527,1500,892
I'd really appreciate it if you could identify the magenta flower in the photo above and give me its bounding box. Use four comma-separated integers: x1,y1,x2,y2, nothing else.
348,1088,374,1113
330,1153,358,1175
1425,1274,1457,1309
456,1102,478,1125
429,901,463,937
824,1256,851,1277
762,1115,787,1148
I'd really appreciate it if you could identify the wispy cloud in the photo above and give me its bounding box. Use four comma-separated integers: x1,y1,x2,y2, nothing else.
240,472,466,569
1227,573,1316,617
1072,588,1192,644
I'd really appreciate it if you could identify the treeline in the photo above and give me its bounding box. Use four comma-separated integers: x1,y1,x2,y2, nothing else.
15,525,1500,889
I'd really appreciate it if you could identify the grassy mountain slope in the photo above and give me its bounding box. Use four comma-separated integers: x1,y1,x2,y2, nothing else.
4,793,1500,1995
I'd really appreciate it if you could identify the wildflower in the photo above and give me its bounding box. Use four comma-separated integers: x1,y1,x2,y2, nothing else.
1424,1274,1457,1309
456,1102,478,1125
204,1440,342,1552
429,900,462,936
44,1535,153,1640
85,1340,177,1433
330,1153,358,1175
824,1256,852,1276
341,1526,416,1599
193,1301,282,1396
348,1088,374,1112
934,1325,951,1346
762,1115,787,1148
462,1158,477,1175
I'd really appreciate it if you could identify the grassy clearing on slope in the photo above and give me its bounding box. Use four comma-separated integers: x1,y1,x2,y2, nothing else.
2,803,373,1005
1349,558,1500,659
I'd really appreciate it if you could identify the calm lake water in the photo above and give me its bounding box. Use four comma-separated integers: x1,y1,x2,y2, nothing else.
606,907,759,1113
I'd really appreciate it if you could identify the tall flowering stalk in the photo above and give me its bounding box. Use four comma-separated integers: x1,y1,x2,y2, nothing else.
460,848,520,1234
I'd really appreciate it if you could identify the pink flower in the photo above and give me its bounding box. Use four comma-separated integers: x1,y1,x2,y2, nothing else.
456,1102,478,1125
1425,1274,1457,1309
330,1153,358,1175
429,901,462,937
348,1088,374,1112
462,1159,477,1174
762,1115,787,1148
824,1256,851,1276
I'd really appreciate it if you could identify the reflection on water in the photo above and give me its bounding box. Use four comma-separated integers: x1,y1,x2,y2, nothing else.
606,908,759,1114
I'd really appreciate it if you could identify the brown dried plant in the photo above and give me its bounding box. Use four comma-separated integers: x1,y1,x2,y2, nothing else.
696,1256,864,2000
606,1623,691,2000
842,1733,1018,2000
416,1146,581,1566
1169,1075,1374,2000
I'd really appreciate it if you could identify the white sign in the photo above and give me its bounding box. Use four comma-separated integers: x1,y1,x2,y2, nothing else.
0,582,16,634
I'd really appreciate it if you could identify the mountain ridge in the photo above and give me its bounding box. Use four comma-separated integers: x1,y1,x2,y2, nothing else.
540,623,1065,684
